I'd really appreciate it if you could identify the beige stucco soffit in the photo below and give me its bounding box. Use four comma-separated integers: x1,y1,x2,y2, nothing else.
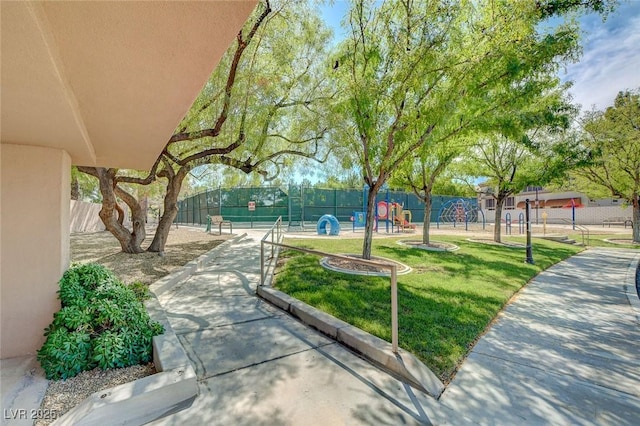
1,1,258,170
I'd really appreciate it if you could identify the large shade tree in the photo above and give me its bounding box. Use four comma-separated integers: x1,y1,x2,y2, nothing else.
392,139,471,245
468,95,588,243
574,89,640,242
333,0,613,259
80,0,334,253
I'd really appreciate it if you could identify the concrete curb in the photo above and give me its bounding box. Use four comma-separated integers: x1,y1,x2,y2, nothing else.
623,252,640,322
257,286,445,398
319,255,412,276
52,235,247,425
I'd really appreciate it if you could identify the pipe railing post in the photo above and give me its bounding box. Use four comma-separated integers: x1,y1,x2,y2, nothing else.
260,240,265,286
391,264,398,353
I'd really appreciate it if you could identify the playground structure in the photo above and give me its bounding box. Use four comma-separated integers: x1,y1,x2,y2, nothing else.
316,214,340,236
352,185,416,233
437,198,485,231
384,202,417,232
351,201,417,234
397,205,416,231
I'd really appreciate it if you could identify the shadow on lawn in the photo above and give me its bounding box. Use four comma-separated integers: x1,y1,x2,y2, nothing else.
377,243,534,283
276,238,582,381
275,256,509,382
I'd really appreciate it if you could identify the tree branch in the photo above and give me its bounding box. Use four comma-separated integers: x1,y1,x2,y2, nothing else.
167,1,272,146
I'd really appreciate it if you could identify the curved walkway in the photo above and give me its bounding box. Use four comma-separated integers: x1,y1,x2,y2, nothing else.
150,234,639,425
440,248,640,425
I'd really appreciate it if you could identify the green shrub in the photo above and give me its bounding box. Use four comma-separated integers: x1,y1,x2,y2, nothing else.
37,263,164,380
38,328,93,380
128,280,152,302
92,330,126,370
58,263,118,306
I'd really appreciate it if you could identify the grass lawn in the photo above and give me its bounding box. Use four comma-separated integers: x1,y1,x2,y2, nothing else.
273,235,583,383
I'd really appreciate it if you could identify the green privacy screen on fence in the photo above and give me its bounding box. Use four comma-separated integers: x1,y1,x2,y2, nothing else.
175,186,477,227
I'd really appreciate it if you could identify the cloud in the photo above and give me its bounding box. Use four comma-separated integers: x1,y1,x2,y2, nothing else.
562,2,640,111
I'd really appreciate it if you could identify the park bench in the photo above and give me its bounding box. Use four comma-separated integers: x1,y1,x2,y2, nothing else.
602,217,633,228
206,215,233,235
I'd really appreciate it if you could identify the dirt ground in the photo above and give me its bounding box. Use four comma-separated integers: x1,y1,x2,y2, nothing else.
70,225,232,284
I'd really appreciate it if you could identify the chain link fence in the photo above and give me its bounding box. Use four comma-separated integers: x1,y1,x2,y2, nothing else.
175,185,477,228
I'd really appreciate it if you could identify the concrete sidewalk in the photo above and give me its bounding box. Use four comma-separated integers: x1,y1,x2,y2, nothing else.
150,231,640,425
440,248,640,425
148,230,461,425
4,233,636,425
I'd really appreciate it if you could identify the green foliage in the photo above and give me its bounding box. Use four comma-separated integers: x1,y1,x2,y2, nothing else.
574,89,640,242
58,263,118,306
52,306,93,332
128,280,152,302
332,0,606,258
37,263,163,380
172,1,334,181
535,0,617,19
92,331,126,370
38,328,93,381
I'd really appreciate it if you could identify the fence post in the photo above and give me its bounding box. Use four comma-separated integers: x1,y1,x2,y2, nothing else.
206,189,210,218
196,193,201,225
191,198,195,225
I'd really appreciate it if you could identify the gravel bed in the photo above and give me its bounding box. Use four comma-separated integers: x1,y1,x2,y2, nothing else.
36,226,232,423
35,364,156,426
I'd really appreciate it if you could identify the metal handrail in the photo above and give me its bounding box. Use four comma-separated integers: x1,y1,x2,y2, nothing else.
574,224,590,246
259,224,399,353
260,216,283,286
560,219,590,246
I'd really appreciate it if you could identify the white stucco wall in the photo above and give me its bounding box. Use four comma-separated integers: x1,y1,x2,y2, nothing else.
482,205,634,226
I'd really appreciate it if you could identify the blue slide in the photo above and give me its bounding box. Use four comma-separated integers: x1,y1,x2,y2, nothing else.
317,214,341,236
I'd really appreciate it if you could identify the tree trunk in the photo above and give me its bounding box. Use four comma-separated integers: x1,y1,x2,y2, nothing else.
113,185,147,251
362,186,379,260
94,168,145,253
493,197,504,243
422,193,432,245
71,174,80,200
148,167,189,253
632,194,640,244
114,202,125,226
